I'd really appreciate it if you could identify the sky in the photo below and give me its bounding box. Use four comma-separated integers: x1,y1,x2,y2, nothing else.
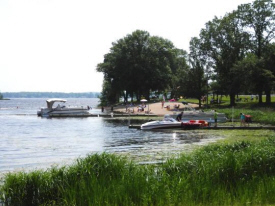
0,0,254,93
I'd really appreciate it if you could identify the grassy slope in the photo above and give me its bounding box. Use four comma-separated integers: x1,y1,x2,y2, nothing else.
180,95,275,125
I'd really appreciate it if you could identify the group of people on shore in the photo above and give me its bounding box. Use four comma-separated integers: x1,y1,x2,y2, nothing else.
124,103,150,113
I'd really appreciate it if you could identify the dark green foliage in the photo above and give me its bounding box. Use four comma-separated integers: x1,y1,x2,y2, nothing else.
192,0,275,105
97,30,188,104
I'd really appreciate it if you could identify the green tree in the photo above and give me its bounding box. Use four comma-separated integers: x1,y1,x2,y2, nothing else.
168,49,189,99
199,11,249,106
183,37,207,108
237,0,275,103
97,30,186,104
262,43,275,101
98,80,117,105
233,53,274,101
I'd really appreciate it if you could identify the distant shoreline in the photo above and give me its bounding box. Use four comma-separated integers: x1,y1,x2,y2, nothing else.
2,92,100,98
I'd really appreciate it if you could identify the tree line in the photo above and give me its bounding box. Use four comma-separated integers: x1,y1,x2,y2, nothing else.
2,92,100,98
97,0,275,107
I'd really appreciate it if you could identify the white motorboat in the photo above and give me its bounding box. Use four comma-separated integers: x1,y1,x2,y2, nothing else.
141,118,182,130
37,99,90,117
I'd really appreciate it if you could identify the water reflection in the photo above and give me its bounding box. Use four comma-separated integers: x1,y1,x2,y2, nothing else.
103,119,220,163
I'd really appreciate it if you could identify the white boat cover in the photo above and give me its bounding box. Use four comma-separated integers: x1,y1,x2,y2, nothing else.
46,99,67,109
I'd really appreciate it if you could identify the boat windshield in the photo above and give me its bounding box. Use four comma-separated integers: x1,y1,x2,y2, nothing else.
164,118,177,122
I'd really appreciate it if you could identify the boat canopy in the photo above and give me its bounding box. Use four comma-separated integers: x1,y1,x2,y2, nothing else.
46,99,67,109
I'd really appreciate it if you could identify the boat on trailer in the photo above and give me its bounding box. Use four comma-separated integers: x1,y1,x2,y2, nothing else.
37,99,90,117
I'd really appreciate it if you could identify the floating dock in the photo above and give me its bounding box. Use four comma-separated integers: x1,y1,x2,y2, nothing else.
129,125,275,130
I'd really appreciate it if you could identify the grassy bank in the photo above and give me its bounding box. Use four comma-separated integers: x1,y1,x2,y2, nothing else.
179,96,275,125
2,136,275,205
216,107,275,125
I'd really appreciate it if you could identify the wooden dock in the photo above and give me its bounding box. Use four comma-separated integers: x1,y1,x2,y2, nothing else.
48,113,158,118
129,125,275,130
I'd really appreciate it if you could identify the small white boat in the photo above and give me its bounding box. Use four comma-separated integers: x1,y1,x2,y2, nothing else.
141,118,182,130
37,99,90,117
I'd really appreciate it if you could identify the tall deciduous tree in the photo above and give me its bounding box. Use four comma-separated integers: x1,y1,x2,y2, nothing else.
199,11,249,106
237,0,275,103
184,37,207,108
97,30,187,104
169,49,189,99
262,43,275,102
233,53,274,101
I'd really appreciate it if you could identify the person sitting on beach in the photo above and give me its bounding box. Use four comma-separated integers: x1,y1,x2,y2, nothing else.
137,106,142,112
145,109,151,114
173,104,180,111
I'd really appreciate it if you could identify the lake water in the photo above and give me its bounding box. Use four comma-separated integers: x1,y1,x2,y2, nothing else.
0,98,221,174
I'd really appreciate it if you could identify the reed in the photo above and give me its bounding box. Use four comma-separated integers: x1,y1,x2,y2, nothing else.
2,140,275,205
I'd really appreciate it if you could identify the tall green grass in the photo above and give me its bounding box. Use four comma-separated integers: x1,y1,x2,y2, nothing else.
2,140,275,205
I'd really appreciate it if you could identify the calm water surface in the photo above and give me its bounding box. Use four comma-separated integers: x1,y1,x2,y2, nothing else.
0,98,222,174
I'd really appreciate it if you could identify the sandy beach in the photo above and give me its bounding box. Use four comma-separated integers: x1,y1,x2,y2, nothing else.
114,101,198,116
